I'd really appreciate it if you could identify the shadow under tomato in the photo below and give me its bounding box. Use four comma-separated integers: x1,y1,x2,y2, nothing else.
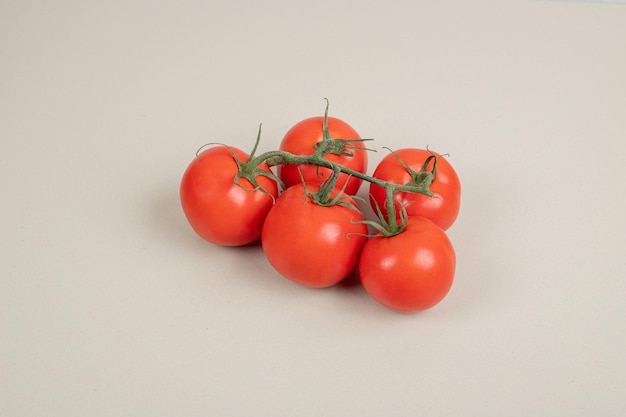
335,268,363,290
240,237,262,248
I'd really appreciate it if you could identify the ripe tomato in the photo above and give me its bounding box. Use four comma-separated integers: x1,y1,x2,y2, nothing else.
261,183,368,288
180,145,278,246
369,148,461,230
277,116,367,195
358,217,456,313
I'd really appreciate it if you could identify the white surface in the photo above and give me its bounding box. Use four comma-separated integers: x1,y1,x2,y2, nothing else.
2,0,626,415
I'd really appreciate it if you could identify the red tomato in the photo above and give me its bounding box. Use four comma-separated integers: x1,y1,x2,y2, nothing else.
261,183,368,288
358,217,456,313
180,146,278,246
277,116,367,195
369,149,461,230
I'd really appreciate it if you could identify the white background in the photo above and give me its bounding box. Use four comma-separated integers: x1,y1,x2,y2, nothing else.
2,0,625,416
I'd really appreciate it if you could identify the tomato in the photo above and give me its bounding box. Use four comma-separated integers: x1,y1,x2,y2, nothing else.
369,148,461,230
180,145,278,246
261,183,368,288
277,116,367,195
358,217,456,313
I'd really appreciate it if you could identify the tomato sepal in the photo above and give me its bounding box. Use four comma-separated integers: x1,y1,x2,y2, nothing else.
382,146,436,197
310,98,377,158
354,187,410,238
298,164,363,215
232,124,284,198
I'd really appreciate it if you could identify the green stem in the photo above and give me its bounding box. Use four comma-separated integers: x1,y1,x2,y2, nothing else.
245,149,433,197
384,185,399,234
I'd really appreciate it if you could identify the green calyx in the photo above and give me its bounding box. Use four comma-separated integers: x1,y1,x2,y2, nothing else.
313,137,374,158
384,146,438,192
232,124,284,198
353,185,408,238
299,164,363,214
312,98,376,158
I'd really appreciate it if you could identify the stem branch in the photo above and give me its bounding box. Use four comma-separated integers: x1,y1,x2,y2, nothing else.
245,149,433,197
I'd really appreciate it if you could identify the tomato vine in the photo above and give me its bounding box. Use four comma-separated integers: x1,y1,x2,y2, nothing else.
233,100,438,236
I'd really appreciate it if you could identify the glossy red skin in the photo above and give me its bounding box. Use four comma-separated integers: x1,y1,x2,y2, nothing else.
277,116,367,196
369,149,461,230
261,183,368,288
358,217,456,313
180,146,278,246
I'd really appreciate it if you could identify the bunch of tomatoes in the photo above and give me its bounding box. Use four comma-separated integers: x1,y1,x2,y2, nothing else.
180,103,461,313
